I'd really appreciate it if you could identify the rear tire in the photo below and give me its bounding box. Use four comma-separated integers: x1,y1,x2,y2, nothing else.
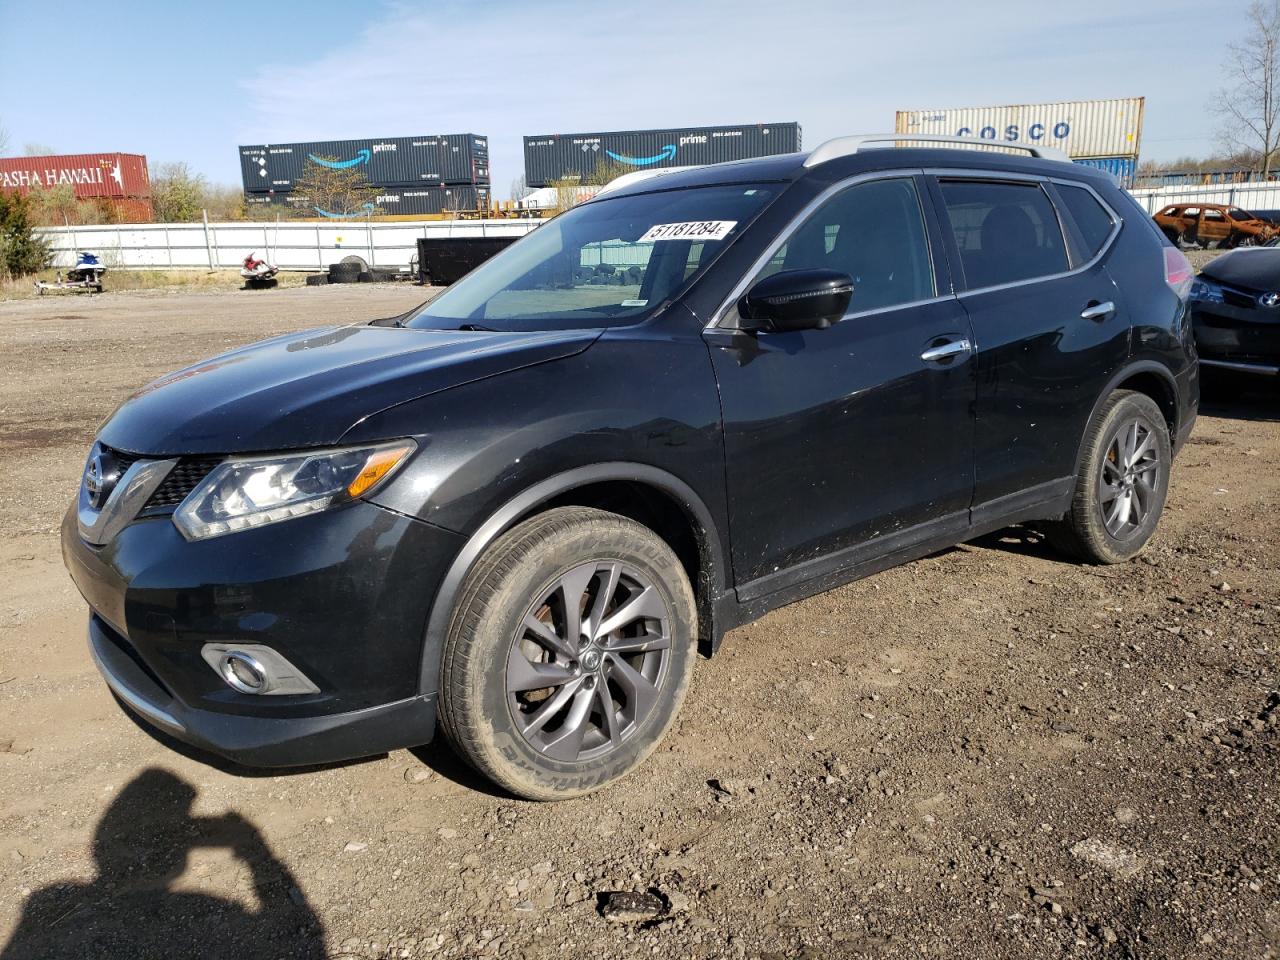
1044,390,1171,564
439,507,697,801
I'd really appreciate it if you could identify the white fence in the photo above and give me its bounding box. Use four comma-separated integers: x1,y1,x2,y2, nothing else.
39,182,1280,273
38,218,543,272
1129,181,1280,214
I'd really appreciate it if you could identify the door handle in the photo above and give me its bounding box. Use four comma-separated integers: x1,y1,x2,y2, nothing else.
1080,301,1116,322
920,338,972,363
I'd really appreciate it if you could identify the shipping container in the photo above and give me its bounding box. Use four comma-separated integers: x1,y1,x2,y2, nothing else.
894,98,1144,161
522,123,802,188
246,184,490,218
1072,156,1137,188
0,152,151,200
239,134,488,194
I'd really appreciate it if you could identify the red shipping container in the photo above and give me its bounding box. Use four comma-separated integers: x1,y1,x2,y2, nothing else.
0,153,151,200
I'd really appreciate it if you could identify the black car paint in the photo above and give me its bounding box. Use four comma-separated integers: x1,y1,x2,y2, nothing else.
63,147,1199,768
1190,248,1280,372
99,325,600,454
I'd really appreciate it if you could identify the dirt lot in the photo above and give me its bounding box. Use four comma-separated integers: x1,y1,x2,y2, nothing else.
0,280,1277,960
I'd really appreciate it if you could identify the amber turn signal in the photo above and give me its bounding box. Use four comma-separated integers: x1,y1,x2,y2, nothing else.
348,444,414,498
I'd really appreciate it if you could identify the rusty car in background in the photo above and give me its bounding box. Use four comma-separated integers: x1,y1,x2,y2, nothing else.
1153,202,1279,249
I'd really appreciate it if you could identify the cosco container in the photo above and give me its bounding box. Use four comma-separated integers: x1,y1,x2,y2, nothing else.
239,135,489,194
1072,156,1137,188
894,98,1144,161
0,153,151,200
246,184,490,218
522,123,801,188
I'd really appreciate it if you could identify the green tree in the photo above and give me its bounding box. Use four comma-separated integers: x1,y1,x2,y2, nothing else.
0,191,51,278
151,162,208,223
290,157,380,217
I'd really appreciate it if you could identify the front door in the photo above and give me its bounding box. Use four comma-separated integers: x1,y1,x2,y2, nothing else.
706,175,976,596
1199,207,1230,246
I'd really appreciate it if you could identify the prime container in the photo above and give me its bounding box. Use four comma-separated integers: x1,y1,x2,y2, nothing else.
246,184,490,218
523,123,802,188
0,152,151,200
239,135,490,194
894,98,1144,161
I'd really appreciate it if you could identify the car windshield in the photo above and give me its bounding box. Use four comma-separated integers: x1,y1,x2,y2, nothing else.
404,183,778,332
1229,208,1255,221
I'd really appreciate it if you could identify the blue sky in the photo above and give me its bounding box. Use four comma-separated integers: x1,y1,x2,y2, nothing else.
0,0,1243,198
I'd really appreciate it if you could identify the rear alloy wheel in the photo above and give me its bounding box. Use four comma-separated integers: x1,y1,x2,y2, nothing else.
1045,390,1171,564
439,507,697,800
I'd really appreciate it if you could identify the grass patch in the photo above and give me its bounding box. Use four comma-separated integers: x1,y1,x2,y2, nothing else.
0,269,309,301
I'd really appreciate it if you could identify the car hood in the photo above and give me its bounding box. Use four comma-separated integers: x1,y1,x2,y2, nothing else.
1199,248,1280,292
98,324,599,455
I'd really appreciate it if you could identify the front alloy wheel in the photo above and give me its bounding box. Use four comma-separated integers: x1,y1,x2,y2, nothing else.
439,507,697,800
508,560,672,762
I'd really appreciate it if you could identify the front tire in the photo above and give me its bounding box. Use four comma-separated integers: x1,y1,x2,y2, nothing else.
438,507,697,800
1045,390,1171,564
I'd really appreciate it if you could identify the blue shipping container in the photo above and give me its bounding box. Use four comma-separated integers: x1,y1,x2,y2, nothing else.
1072,156,1136,188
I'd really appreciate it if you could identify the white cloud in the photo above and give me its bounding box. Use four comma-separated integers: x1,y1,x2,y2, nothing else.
240,0,1232,196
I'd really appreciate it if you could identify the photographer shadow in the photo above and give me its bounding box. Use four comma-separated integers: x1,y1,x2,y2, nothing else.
1,768,325,960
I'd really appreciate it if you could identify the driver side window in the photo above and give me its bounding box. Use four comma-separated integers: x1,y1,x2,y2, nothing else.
757,178,935,314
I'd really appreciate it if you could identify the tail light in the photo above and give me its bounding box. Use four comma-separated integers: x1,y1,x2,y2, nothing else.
1164,246,1194,300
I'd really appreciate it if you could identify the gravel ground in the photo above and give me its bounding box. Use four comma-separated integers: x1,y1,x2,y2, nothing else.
0,279,1276,960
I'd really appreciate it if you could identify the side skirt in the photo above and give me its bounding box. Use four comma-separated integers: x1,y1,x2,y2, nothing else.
712,477,1074,646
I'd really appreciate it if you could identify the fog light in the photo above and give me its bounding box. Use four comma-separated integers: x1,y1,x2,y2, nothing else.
200,643,321,696
221,651,266,693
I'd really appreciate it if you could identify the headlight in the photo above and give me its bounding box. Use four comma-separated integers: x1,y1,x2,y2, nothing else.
173,440,415,541
1189,278,1223,303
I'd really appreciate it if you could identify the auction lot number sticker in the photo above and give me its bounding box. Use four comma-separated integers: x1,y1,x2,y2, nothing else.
640,220,738,242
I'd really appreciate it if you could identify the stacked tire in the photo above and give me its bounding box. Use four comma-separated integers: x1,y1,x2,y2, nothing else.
328,262,362,284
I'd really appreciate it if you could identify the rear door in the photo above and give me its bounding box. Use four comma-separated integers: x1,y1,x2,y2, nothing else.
929,174,1129,511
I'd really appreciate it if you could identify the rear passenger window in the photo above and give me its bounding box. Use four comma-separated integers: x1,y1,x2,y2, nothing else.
940,180,1068,289
1057,183,1116,258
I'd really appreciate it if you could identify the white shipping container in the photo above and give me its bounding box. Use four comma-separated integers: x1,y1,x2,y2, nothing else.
895,97,1144,159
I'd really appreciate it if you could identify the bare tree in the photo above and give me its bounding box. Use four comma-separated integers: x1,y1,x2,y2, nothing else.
23,143,56,157
290,157,380,218
509,174,529,201
1216,0,1280,176
0,121,9,155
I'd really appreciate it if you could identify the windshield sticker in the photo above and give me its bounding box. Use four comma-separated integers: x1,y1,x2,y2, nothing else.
621,298,648,307
639,220,737,243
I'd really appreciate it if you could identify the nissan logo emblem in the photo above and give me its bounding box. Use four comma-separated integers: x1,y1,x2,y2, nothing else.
83,450,121,510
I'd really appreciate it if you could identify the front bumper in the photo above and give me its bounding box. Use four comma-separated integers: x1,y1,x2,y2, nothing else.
89,614,437,766
1192,304,1280,373
62,499,464,767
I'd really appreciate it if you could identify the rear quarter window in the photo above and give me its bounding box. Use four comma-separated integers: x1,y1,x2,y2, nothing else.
1057,183,1117,258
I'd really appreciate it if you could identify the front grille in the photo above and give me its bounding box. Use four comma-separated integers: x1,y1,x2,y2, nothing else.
1223,287,1258,309
146,457,223,509
103,445,140,475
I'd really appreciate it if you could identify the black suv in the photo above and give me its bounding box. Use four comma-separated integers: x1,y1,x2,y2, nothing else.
63,136,1199,800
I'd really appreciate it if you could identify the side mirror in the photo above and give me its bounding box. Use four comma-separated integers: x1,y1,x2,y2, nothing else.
739,269,853,332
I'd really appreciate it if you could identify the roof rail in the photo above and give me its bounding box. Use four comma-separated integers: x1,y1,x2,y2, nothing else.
804,134,1071,168
595,165,703,197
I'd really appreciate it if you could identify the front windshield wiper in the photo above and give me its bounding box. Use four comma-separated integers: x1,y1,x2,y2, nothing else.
457,323,497,332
